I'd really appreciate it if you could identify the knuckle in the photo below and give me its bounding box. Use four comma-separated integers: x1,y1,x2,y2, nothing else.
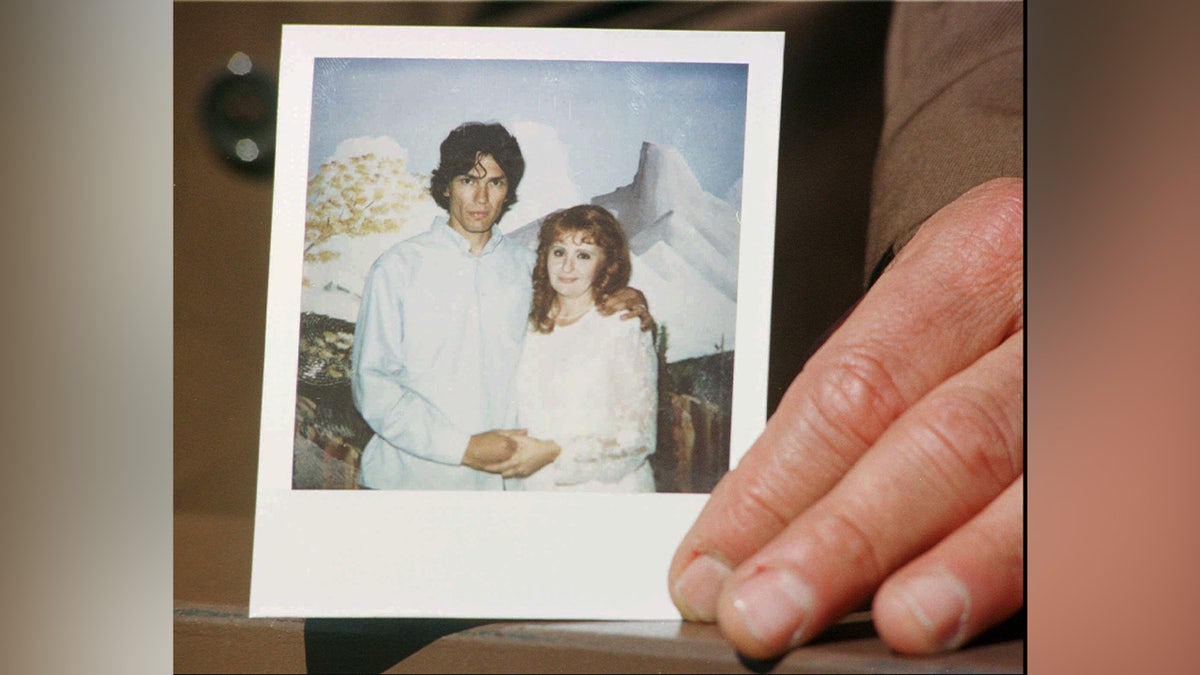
812,507,887,583
719,468,795,546
972,177,1024,223
906,179,1024,335
805,346,910,451
705,466,801,559
910,387,1023,496
946,180,1025,300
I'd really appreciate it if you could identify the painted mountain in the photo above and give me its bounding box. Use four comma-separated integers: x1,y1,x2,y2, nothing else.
509,142,741,362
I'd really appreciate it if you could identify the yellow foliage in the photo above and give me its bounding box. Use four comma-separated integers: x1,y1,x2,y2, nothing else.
303,150,432,267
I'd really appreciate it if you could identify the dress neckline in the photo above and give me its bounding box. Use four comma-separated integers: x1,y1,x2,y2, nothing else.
554,303,595,328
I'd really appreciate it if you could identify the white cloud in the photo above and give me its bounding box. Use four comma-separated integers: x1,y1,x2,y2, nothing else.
329,136,410,163
502,121,582,232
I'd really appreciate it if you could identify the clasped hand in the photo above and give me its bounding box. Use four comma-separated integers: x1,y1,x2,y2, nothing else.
462,429,560,478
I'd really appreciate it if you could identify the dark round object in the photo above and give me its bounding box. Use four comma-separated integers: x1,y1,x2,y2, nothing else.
200,69,277,175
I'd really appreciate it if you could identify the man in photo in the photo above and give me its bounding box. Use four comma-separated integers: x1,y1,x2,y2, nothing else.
351,121,650,490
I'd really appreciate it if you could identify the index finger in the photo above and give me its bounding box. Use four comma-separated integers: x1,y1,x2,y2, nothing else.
668,179,1024,621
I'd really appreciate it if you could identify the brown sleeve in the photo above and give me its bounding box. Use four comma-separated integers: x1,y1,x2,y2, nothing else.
867,1,1024,285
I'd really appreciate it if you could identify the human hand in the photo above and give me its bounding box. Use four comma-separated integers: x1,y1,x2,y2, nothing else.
668,178,1024,659
599,287,656,333
488,434,561,479
461,429,522,470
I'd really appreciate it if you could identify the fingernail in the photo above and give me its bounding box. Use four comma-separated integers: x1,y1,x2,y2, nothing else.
895,572,972,651
730,568,815,648
673,555,731,622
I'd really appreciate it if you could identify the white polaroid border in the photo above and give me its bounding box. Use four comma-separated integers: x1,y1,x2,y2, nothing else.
251,25,782,619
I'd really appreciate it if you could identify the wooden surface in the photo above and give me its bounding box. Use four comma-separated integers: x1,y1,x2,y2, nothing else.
174,596,1022,674
386,615,1022,674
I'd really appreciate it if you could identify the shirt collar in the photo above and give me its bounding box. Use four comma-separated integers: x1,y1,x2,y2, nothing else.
432,215,505,256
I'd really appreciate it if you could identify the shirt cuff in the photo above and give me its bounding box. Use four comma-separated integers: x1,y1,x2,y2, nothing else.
429,426,473,466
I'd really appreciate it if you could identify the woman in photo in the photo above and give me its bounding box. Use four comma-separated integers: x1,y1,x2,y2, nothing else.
498,204,658,492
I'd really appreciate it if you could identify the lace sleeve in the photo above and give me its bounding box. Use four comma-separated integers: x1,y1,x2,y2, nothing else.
550,322,658,485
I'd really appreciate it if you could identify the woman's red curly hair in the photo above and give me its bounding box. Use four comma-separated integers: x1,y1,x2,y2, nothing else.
529,204,631,333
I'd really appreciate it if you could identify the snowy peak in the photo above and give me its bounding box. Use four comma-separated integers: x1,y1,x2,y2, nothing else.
595,143,703,233
608,142,704,239
595,142,741,302
591,141,742,361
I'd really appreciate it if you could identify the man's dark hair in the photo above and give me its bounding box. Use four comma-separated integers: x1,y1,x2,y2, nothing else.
430,122,525,219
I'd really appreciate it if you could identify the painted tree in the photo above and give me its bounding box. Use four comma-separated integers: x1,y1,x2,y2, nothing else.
304,152,430,269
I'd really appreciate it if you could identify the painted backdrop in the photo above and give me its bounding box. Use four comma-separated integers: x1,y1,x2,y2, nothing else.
294,57,749,492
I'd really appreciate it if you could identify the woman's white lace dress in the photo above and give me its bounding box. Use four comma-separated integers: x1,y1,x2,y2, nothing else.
510,307,658,492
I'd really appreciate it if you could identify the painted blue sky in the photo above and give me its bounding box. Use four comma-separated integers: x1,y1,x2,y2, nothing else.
307,58,748,230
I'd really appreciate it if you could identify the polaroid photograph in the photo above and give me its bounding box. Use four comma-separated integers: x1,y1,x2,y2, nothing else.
251,25,783,619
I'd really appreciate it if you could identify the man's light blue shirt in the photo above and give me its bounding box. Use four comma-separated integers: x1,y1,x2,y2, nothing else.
351,216,535,490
